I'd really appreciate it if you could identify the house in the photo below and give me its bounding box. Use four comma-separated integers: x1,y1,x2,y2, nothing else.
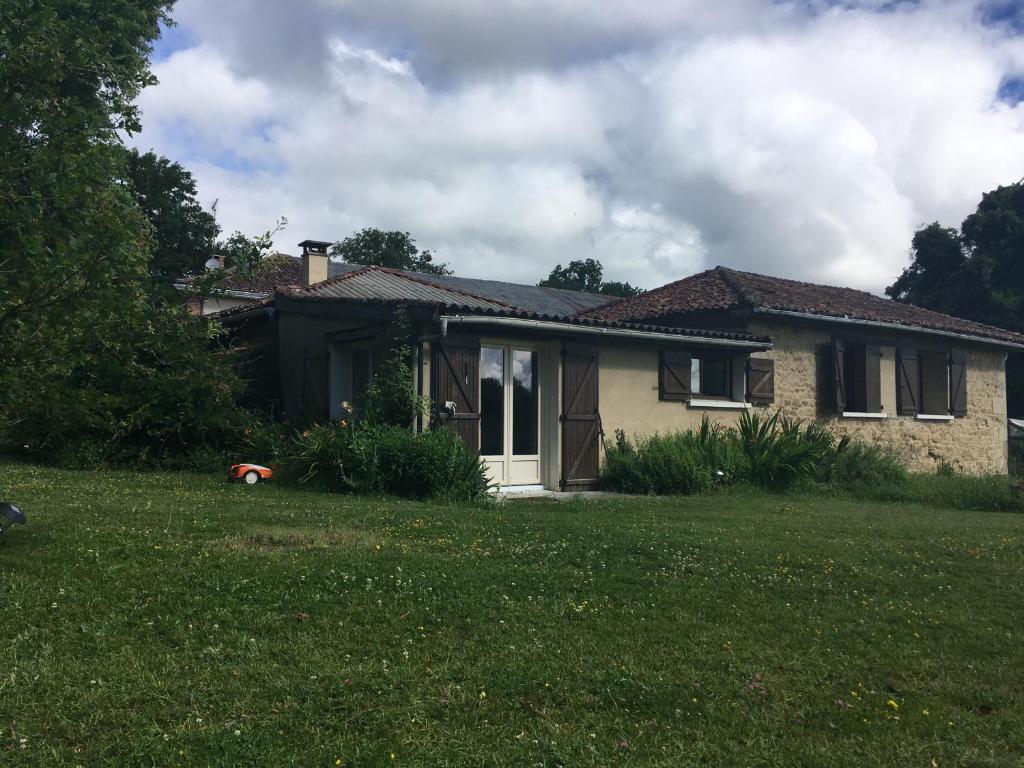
583,266,1024,474
221,242,1024,489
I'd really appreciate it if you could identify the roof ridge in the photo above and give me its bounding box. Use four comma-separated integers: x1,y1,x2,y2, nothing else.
712,266,755,305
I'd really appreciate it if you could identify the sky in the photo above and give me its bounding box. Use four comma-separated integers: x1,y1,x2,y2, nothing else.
131,0,1024,293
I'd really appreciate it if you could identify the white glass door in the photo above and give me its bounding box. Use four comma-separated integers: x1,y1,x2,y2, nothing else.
480,345,541,486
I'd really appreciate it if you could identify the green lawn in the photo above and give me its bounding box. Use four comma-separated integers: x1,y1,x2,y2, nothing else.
1,464,1022,766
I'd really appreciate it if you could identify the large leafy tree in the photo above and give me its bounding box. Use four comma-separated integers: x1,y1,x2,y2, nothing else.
0,1,245,463
539,258,643,297
886,182,1024,414
123,148,220,281
331,228,450,275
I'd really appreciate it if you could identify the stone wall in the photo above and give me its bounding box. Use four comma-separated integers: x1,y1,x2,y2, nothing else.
747,319,1009,475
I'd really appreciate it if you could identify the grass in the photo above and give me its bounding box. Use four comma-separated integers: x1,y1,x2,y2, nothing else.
1,463,1023,766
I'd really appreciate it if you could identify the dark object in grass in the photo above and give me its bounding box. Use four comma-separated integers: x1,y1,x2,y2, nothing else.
0,502,26,535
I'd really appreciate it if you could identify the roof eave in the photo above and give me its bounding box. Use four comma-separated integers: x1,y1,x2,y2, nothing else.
753,307,1024,350
439,313,771,350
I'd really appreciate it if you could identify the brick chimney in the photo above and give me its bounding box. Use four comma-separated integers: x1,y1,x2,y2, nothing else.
299,239,331,285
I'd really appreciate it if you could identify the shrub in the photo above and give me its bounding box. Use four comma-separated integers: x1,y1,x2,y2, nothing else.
602,420,746,495
601,413,912,497
361,307,426,427
737,411,831,489
288,422,489,502
818,441,907,486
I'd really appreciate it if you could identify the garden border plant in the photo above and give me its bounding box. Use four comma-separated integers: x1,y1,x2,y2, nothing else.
601,411,1021,513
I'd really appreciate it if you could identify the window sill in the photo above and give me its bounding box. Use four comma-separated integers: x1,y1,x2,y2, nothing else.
688,399,751,410
915,414,954,422
841,412,889,419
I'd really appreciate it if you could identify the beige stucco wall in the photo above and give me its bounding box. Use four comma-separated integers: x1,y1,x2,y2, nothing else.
599,341,756,438
747,319,1009,475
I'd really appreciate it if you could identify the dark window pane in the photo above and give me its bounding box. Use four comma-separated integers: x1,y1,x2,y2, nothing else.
480,347,504,455
512,350,538,455
843,343,867,411
919,352,949,415
701,357,730,397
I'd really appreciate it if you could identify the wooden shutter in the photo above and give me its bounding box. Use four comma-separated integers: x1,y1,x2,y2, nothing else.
896,348,918,415
659,350,691,402
561,342,600,490
432,334,481,452
865,345,882,413
746,357,775,405
301,348,328,422
832,340,846,413
949,352,968,416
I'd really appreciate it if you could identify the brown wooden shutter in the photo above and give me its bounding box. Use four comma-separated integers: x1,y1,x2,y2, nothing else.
659,350,691,402
832,340,846,413
865,345,882,413
432,334,481,452
746,357,775,405
949,352,967,416
301,348,328,422
896,348,918,415
561,342,600,490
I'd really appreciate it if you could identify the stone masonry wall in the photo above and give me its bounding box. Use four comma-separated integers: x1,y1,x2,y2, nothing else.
748,319,1009,475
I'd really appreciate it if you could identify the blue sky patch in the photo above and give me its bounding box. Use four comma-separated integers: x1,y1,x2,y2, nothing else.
151,20,196,61
997,76,1024,106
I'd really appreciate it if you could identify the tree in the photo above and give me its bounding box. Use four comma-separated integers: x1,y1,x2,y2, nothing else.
331,228,450,275
122,149,220,281
886,182,1024,414
0,1,246,464
539,259,643,297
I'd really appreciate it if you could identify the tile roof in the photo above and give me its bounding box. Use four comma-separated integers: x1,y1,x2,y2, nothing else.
582,266,1024,347
182,255,612,316
272,265,769,345
279,266,512,311
176,254,358,296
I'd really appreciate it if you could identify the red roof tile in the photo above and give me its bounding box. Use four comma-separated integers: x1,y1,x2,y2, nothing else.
583,266,1024,347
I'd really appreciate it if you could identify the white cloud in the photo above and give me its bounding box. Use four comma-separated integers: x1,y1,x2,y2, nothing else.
135,0,1024,293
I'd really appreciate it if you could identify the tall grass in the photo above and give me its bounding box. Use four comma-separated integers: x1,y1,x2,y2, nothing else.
601,412,1019,512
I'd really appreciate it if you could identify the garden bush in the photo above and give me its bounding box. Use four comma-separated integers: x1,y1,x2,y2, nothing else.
287,422,490,502
602,412,909,496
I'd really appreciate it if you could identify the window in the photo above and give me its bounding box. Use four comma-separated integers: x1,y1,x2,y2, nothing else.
511,350,538,455
832,341,881,414
480,347,504,456
660,350,766,404
690,356,732,398
918,351,949,415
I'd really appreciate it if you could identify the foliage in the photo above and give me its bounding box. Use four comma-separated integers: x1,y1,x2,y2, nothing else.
603,412,910,495
288,423,489,502
817,440,907,486
122,148,220,281
843,473,1023,513
885,183,1024,413
538,258,642,297
736,411,839,488
330,228,450,275
603,420,749,495
361,308,427,427
0,0,171,334
3,461,1024,765
1010,439,1024,477
0,0,252,468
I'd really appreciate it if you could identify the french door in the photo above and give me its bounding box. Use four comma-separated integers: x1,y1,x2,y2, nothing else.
479,345,541,486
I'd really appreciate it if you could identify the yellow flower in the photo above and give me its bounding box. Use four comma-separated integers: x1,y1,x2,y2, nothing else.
922,709,930,716
887,699,899,710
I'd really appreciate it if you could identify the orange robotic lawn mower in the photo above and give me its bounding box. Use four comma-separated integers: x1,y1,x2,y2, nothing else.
228,463,273,485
